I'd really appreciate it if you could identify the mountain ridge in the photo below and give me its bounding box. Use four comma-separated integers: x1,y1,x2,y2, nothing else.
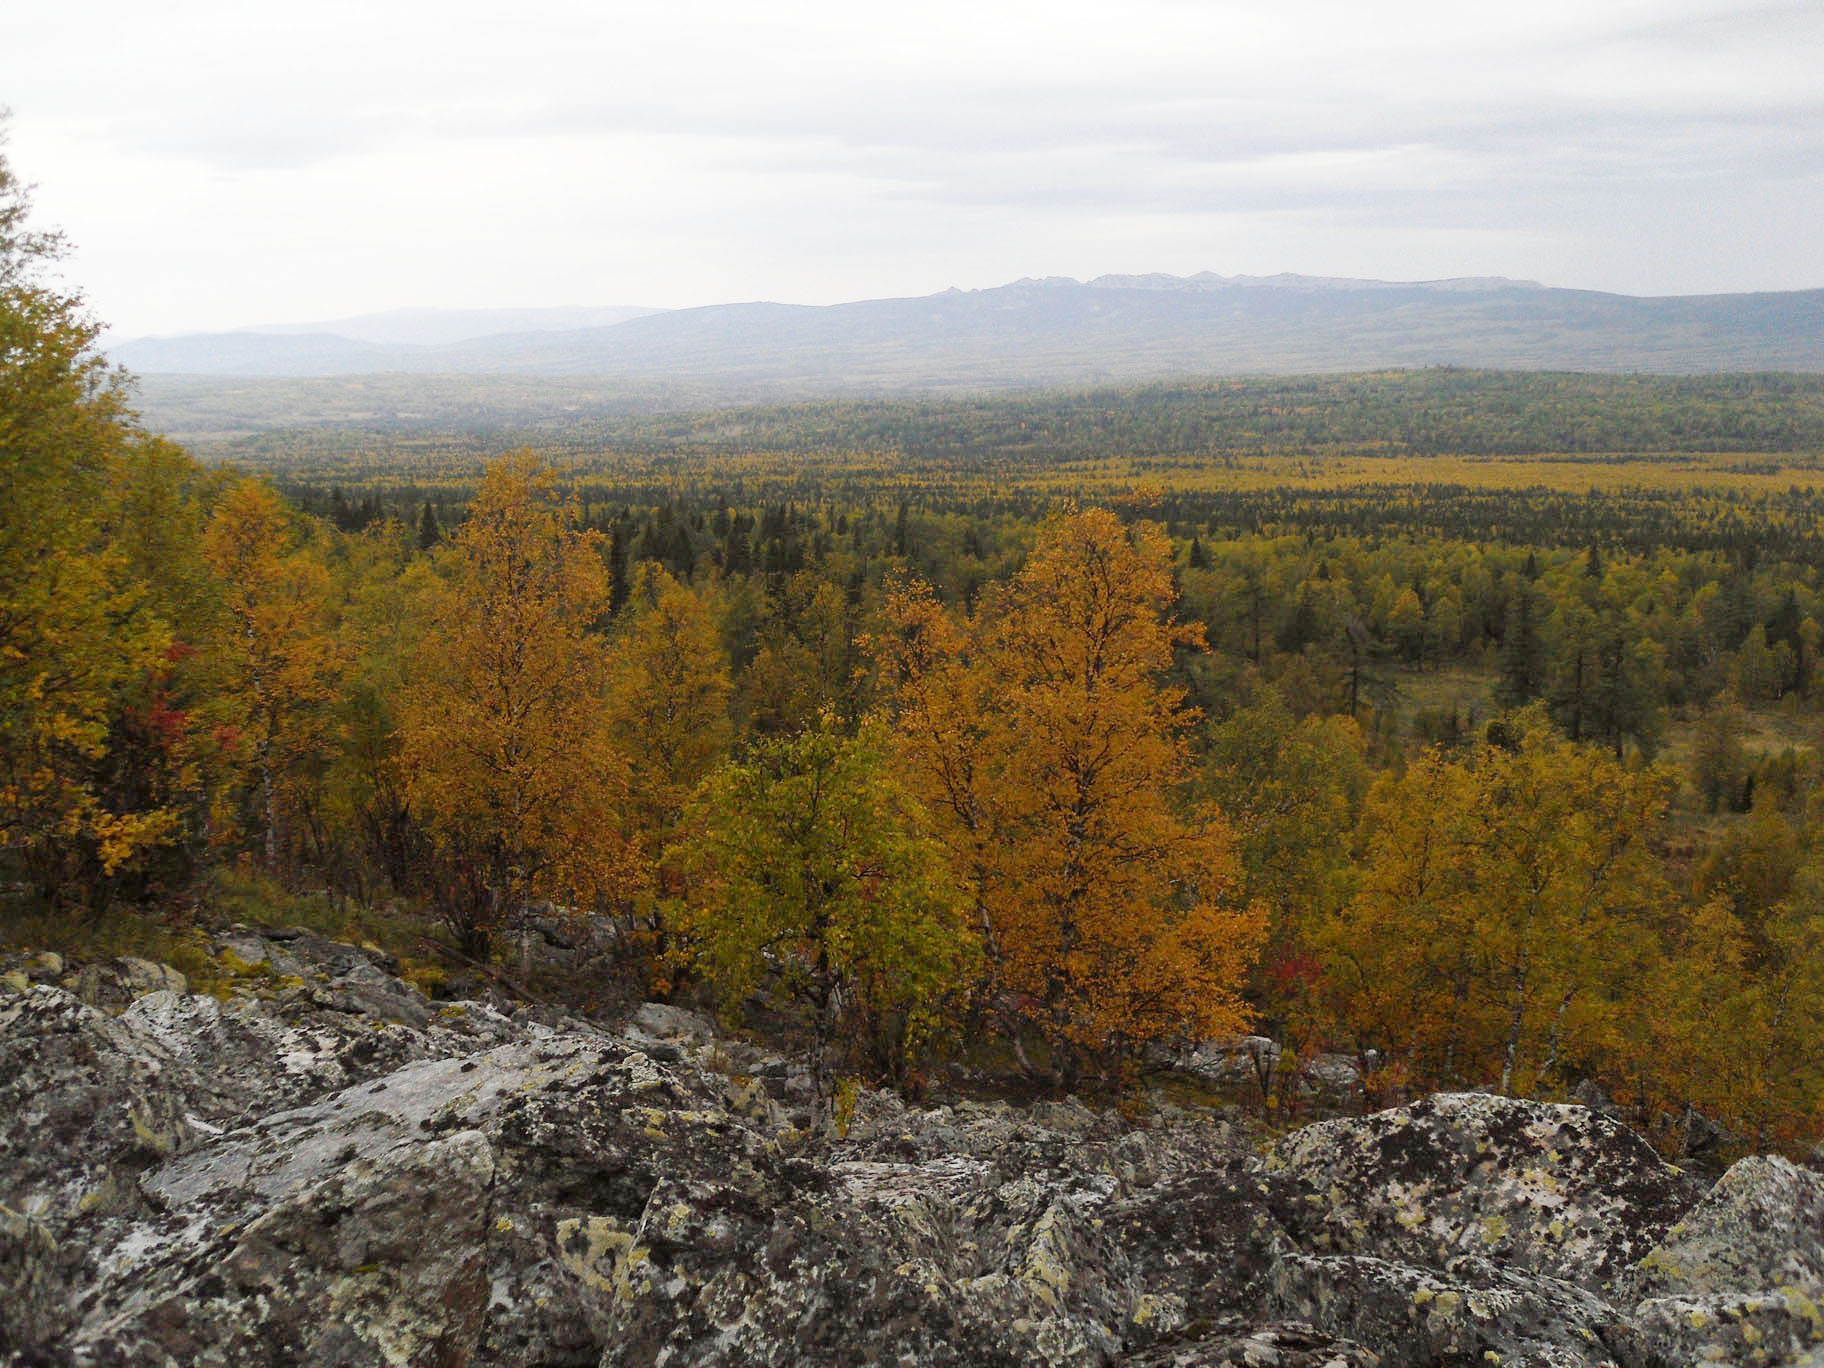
109,272,1824,387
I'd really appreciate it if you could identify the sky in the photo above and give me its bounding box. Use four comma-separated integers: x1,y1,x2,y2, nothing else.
4,0,1820,337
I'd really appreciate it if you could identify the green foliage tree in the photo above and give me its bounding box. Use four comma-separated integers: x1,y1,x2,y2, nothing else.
671,719,971,1117
1691,699,1750,814
1735,623,1783,704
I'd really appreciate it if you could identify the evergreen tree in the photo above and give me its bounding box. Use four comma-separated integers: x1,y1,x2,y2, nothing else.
416,500,440,551
1497,582,1549,707
608,517,632,613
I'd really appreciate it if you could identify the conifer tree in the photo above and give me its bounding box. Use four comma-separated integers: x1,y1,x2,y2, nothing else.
1497,580,1549,706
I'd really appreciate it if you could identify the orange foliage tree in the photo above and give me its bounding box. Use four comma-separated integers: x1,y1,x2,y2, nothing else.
874,506,1264,1080
400,452,633,957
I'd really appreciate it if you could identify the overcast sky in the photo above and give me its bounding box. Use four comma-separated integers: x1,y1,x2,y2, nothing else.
4,0,1820,336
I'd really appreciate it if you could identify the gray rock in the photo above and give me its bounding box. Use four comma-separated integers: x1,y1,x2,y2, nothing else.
1265,1092,1693,1292
1633,1289,1824,1366
627,1000,717,1045
75,1128,498,1367
1628,1153,1824,1299
1268,1253,1643,1368
0,986,207,1230
0,1204,77,1353
72,955,188,1011
116,955,188,998
10,938,1823,1368
1106,1161,1292,1342
1120,1322,1382,1366
1298,1052,1364,1102
1178,1034,1282,1086
1622,1155,1824,1366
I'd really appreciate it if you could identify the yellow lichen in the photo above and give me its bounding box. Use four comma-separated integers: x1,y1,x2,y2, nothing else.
555,1216,634,1294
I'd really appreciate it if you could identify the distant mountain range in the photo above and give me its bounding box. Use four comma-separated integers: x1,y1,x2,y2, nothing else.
110,274,1824,390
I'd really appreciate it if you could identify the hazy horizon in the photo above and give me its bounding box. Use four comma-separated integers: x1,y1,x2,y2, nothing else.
104,269,1824,347
8,0,1821,338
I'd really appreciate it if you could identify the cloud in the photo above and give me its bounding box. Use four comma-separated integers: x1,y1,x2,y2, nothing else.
3,0,1819,331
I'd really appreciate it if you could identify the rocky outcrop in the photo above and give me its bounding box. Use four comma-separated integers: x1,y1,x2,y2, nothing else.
2,933,1820,1366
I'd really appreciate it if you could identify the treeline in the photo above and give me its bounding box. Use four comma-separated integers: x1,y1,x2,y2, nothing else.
5,152,1822,1151
293,474,1824,564
305,482,1824,767
185,370,1824,470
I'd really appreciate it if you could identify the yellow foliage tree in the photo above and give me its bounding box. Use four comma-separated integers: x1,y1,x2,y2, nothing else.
400,452,632,957
201,478,340,869
1322,711,1673,1095
0,146,176,903
1624,856,1824,1154
875,507,1264,1079
605,565,733,894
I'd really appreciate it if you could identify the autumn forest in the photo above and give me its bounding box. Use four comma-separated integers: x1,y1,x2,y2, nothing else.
6,152,1823,1159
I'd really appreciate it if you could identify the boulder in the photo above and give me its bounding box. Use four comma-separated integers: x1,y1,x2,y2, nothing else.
0,986,207,1230
1176,1034,1281,1087
1623,1154,1824,1367
1628,1154,1824,1299
1120,1323,1382,1367
1632,1290,1824,1367
1265,1092,1694,1292
628,1000,717,1045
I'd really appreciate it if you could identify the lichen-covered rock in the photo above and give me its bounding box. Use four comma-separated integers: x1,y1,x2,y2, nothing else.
72,1128,498,1367
1628,1154,1824,1300
627,1000,717,1046
1120,1321,1382,1367
1265,1093,1694,1292
1173,1035,1282,1088
118,987,440,1127
1267,1253,1644,1368
1105,1161,1291,1342
0,986,208,1230
1622,1155,1824,1367
0,1204,78,1354
1633,1288,1824,1367
9,937,1823,1367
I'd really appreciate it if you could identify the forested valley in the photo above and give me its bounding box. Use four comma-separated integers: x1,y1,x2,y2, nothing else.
7,152,1823,1163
